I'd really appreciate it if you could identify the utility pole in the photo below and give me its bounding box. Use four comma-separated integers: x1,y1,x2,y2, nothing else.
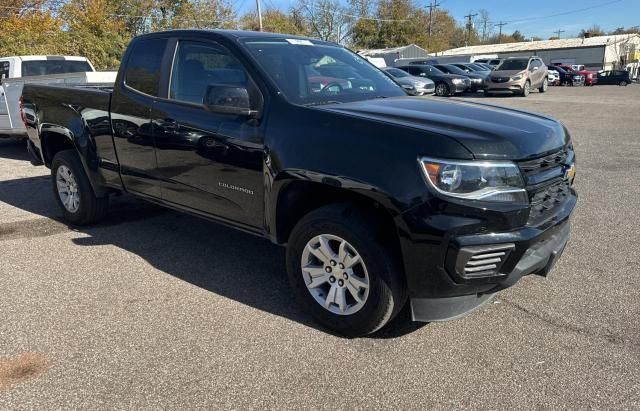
554,28,565,39
426,1,440,49
482,19,487,42
496,21,507,44
256,0,263,31
464,11,477,47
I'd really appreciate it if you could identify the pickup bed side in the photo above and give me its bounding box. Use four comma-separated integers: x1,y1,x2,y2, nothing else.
24,85,119,197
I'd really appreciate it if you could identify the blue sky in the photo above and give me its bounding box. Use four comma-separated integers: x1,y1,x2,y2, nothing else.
244,0,638,39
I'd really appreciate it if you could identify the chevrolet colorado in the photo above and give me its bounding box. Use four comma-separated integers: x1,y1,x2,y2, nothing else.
22,30,577,336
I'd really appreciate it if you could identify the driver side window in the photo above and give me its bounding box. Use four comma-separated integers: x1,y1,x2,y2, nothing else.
169,41,249,105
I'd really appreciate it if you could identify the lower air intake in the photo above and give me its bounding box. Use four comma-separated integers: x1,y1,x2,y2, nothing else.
455,243,515,279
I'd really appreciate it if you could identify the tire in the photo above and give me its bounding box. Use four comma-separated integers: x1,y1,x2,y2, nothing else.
619,81,628,86
562,80,571,87
539,77,548,93
435,82,450,97
484,92,493,97
286,204,407,337
51,150,109,225
521,80,531,97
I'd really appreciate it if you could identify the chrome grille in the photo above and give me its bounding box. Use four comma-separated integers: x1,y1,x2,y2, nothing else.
491,77,509,83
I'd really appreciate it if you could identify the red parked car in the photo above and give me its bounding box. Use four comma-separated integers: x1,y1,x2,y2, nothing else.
553,64,597,86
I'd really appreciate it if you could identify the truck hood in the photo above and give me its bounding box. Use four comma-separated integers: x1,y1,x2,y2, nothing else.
319,97,569,160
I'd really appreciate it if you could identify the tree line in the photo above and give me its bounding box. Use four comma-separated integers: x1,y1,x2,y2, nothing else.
1,0,638,70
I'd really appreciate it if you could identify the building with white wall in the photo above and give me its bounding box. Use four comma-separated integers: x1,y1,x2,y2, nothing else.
436,34,640,71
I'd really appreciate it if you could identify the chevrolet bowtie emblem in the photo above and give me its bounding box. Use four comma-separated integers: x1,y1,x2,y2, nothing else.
564,163,576,182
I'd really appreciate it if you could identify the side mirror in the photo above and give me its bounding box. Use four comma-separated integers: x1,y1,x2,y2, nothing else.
204,85,257,117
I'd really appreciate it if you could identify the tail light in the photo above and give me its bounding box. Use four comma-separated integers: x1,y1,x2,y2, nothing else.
19,95,27,127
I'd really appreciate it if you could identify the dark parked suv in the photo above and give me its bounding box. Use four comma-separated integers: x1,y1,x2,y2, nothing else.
22,30,577,336
596,70,632,86
397,64,470,96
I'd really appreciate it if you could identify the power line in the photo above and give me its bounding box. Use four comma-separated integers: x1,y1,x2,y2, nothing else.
501,0,624,25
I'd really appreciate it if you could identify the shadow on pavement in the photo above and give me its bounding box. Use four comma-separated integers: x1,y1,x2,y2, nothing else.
0,139,30,161
0,153,425,338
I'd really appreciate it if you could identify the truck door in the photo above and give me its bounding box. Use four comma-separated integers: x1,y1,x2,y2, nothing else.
151,38,265,229
110,37,169,198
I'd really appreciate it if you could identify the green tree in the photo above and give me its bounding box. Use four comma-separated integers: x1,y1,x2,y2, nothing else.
579,25,605,37
240,9,308,35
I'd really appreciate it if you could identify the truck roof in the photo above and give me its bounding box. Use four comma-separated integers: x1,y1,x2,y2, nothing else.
0,55,90,62
135,29,336,44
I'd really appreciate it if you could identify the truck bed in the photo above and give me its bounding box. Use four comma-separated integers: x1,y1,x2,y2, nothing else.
1,71,115,138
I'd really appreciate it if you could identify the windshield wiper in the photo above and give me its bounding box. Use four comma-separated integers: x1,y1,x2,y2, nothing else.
303,101,342,107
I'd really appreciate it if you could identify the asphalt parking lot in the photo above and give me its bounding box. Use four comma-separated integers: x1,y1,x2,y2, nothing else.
1,85,639,408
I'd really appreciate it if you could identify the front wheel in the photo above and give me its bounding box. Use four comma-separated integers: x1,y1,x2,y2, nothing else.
619,80,628,86
435,82,450,97
286,204,407,337
521,80,531,97
539,77,548,93
51,150,109,225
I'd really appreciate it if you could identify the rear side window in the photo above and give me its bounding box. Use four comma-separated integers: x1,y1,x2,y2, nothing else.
0,61,9,79
125,38,167,96
21,60,92,77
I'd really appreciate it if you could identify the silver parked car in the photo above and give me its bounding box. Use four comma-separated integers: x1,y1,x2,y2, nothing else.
383,67,435,95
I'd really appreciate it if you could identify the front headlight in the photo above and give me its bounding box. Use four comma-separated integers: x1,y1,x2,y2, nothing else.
511,75,522,81
451,78,463,84
402,84,416,90
419,158,528,203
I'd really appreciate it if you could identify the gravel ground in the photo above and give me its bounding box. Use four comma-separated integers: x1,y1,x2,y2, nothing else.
0,85,638,409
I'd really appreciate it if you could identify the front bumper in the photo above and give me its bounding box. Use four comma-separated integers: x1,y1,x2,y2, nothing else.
416,84,435,95
397,186,577,322
486,81,525,93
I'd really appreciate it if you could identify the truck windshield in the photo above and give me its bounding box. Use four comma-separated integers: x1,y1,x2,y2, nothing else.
496,59,529,71
21,60,93,77
242,38,405,105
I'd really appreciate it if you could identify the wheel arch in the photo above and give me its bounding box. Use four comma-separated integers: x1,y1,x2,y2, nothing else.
270,176,403,256
40,124,108,197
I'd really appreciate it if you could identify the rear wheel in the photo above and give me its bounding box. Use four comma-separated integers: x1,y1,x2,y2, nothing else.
619,80,628,86
435,82,450,97
521,80,531,97
51,150,109,225
286,204,407,337
539,77,548,93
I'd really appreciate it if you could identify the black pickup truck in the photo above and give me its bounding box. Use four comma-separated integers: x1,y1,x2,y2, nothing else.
22,30,577,336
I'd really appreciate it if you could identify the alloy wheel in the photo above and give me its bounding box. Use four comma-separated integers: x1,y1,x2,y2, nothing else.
56,165,80,213
301,234,370,315
435,83,448,96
